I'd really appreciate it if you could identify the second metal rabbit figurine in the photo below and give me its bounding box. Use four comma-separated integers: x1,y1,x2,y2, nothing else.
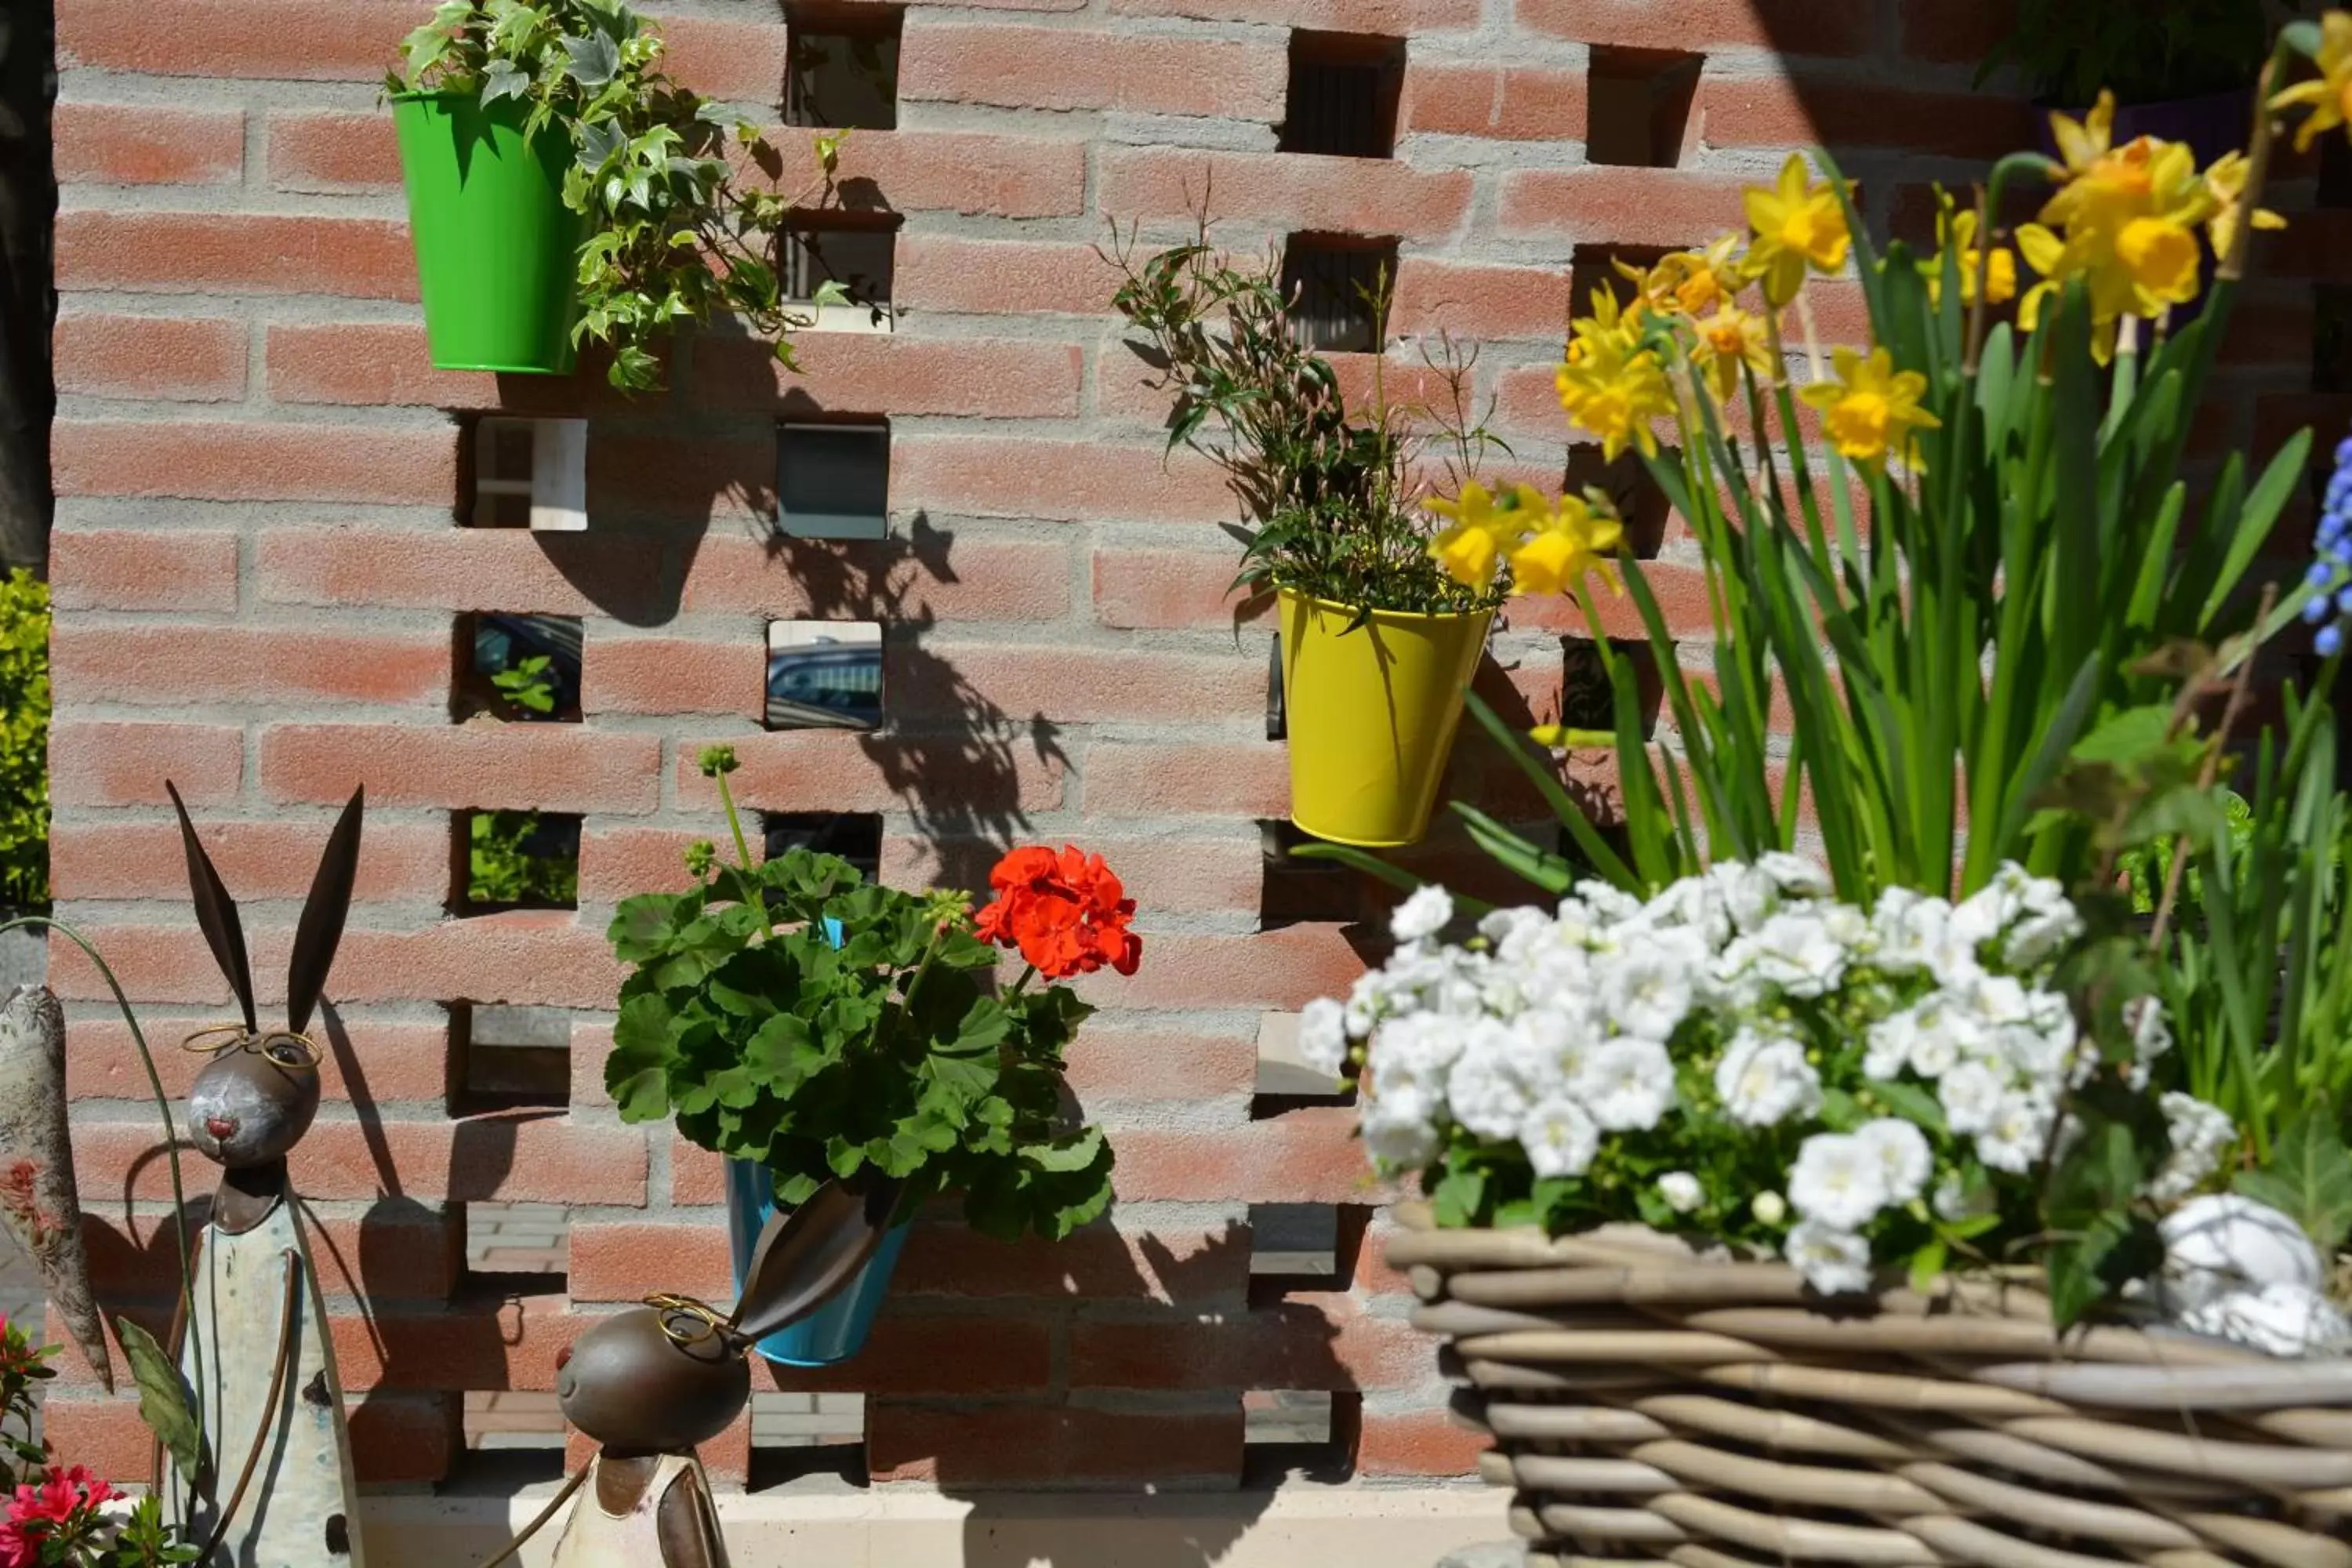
163,781,368,1568
481,1178,901,1568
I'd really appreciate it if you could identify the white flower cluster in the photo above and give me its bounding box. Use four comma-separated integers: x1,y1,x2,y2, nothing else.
1305,858,2229,1297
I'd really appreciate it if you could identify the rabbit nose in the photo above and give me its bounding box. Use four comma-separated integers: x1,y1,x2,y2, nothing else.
556,1346,573,1372
204,1116,238,1142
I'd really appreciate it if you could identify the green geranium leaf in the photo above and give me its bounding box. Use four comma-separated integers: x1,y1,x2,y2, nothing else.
606,990,679,1121
2235,1112,2352,1252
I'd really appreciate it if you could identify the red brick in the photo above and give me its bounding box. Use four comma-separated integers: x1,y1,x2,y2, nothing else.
1081,925,1365,1011
657,15,790,112
1072,1298,1426,1390
1090,548,1265,630
1693,77,2034,161
65,1013,452,1105
893,1221,1250,1300
50,626,450,709
868,1403,1242,1484
762,1315,1054,1396
53,313,248,402
572,1020,615,1109
56,210,416,300
694,335,1082,418
896,435,1230,523
1499,166,1747,246
47,528,239,612
350,1391,461,1484
1101,149,1474,243
1065,1022,1258,1101
51,818,450,904
583,636,762,718
1898,0,2013,62
1114,1106,1392,1202
756,128,1087,220
1359,1408,1486,1475
53,420,452,505
887,643,1251,725
674,730,1066,817
45,720,242,807
1082,742,1290,818
576,826,710,901
263,321,632,411
1391,259,1573,343
258,722,661,812
901,26,1283,118
681,535,1072,623
69,1116,645,1206
53,101,243,186
1077,835,1263,914
895,237,1112,316
39,1399,154,1486
1112,0,1475,27
1403,64,1584,141
84,1206,459,1300
590,431,771,524
672,1138,725,1207
324,1293,584,1389
257,528,670,620
1515,0,1873,55
59,0,408,80
570,1220,732,1302
267,111,400,191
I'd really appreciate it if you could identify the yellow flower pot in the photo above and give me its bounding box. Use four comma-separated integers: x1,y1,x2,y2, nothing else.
1279,589,1492,848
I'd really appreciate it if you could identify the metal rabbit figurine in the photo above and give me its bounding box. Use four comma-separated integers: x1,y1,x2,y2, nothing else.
483,1178,898,1568
163,781,368,1568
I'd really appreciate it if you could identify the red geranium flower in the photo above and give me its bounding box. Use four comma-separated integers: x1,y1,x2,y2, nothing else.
973,846,1142,979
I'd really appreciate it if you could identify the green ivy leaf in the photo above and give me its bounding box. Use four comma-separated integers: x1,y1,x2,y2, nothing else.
561,31,619,86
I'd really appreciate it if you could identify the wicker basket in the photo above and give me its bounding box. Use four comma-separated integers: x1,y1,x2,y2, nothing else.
1387,1202,2352,1567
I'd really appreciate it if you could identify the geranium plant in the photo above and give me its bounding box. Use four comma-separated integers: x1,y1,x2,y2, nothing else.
604,746,1131,1240
0,1317,189,1566
391,0,846,389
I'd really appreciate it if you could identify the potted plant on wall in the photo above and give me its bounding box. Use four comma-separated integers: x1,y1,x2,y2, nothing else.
1106,238,1529,848
603,747,1135,1364
388,0,844,388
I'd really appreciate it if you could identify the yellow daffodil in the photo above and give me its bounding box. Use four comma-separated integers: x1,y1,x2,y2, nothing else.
1427,481,1544,588
1921,208,2017,307
1744,154,1853,308
1625,234,1751,318
2272,10,2352,151
1507,488,1624,599
2016,112,2216,354
1690,302,1775,401
2204,150,2286,262
2045,92,2119,186
1798,347,1941,470
1555,289,1674,463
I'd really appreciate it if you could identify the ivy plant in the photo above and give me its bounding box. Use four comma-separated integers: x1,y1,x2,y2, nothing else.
0,570,48,913
392,0,849,390
604,749,1116,1241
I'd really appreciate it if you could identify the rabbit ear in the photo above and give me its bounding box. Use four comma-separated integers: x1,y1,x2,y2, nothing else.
728,1179,900,1345
286,787,364,1036
167,781,256,1034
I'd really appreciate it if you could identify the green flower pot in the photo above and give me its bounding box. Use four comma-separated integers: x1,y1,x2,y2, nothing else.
391,90,586,375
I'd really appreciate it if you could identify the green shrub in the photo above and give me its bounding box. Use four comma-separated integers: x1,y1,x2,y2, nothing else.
0,570,48,912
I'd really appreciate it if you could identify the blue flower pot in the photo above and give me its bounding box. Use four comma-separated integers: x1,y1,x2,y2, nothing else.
724,1157,910,1366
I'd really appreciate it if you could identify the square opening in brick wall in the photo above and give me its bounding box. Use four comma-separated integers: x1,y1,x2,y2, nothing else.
1584,46,1700,169
1282,235,1398,353
764,811,884,882
1280,31,1404,158
450,1001,572,1114
777,421,891,539
785,216,900,332
459,415,587,530
750,1391,869,1490
768,620,884,730
786,2,903,131
453,612,583,724
456,810,581,912
1243,1390,1359,1485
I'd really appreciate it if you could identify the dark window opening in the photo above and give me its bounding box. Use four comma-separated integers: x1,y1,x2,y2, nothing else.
453,612,583,724
778,420,891,541
784,215,899,326
763,811,884,884
1279,32,1404,158
786,4,903,130
455,810,580,913
1585,46,1700,169
1282,234,1397,353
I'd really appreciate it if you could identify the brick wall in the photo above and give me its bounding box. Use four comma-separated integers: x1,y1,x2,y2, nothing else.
37,0,2332,1496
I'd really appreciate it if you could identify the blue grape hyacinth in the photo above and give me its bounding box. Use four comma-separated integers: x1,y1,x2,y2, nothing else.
2307,431,2352,658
